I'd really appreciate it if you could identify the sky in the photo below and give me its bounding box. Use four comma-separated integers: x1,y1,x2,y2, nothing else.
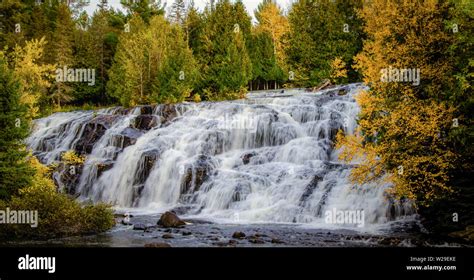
85,0,293,19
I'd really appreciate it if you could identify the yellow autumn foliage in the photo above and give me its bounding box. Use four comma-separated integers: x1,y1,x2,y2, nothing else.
11,38,55,120
254,0,289,68
330,57,348,84
336,0,459,206
193,93,202,103
61,150,86,165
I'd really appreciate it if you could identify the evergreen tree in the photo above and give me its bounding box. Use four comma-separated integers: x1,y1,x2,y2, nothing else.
184,1,203,51
197,0,252,99
168,0,187,26
152,25,198,103
0,53,33,199
247,31,284,90
108,15,197,106
286,0,363,87
72,8,123,105
0,0,28,49
121,0,165,23
50,3,75,108
108,15,148,106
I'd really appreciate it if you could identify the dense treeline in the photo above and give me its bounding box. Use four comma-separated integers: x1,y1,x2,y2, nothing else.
0,0,472,238
0,0,364,109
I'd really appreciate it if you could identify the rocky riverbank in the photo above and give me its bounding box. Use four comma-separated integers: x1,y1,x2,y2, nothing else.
3,212,472,248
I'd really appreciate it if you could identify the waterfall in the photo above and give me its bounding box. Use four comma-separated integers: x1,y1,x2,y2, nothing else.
27,84,414,229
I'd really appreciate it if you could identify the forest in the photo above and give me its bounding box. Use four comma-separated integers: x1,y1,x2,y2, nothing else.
0,0,472,242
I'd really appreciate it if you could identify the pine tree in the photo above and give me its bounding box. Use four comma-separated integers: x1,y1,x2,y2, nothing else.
184,1,203,51
0,0,28,49
50,3,75,109
0,53,33,199
247,31,284,90
121,0,165,23
197,0,252,99
169,0,187,26
152,25,198,103
108,15,197,106
72,8,123,105
286,0,363,87
108,15,148,106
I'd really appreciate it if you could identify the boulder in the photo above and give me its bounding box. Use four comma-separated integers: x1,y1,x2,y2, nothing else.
133,223,147,231
228,239,238,245
232,231,246,239
327,120,343,142
157,211,186,228
113,107,131,115
248,236,265,244
131,185,145,206
271,238,285,244
162,233,174,239
231,183,251,202
337,89,348,96
241,152,256,165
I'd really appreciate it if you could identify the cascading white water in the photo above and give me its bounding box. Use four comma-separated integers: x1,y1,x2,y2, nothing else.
27,84,414,230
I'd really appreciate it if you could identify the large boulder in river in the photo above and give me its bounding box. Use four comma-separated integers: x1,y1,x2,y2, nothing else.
157,211,186,228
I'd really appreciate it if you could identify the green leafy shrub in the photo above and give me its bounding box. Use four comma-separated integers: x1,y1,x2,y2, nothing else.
0,157,114,240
